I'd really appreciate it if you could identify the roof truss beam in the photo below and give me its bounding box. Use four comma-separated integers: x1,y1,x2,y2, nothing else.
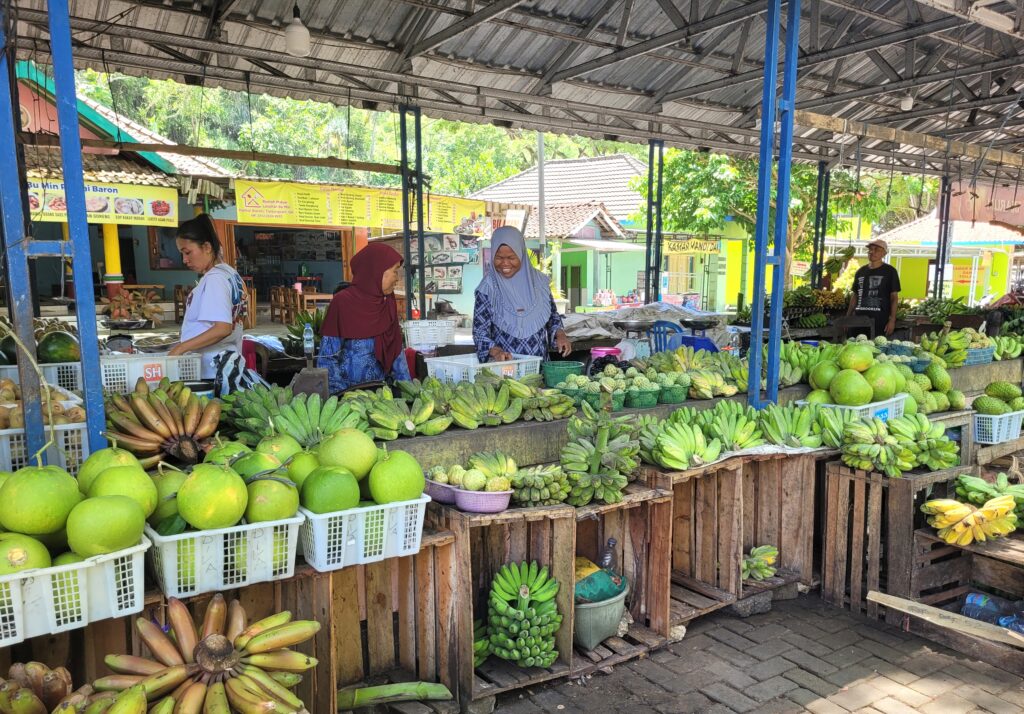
408,0,529,58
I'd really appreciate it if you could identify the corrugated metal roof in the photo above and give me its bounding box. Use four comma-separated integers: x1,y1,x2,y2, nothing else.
11,1,1024,176
473,154,646,222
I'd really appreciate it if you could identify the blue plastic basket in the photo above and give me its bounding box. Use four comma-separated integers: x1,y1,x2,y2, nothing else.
965,346,995,366
882,343,914,357
910,357,932,373
667,334,719,353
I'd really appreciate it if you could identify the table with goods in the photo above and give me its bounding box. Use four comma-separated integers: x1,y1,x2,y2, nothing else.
8,310,1024,708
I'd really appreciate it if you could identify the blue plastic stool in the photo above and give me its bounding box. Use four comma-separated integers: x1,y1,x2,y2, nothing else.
668,334,719,352
648,320,683,353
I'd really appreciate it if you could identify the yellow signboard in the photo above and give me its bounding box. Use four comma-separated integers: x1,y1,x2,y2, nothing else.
235,180,486,234
665,238,720,254
28,179,178,226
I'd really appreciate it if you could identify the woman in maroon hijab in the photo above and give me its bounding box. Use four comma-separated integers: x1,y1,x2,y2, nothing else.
317,243,410,392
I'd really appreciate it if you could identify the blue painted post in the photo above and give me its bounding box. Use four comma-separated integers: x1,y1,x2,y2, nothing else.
748,0,802,408
0,9,45,455
48,0,106,451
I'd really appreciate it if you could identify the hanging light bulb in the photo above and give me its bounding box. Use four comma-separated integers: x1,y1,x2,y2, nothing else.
285,2,311,57
900,92,914,112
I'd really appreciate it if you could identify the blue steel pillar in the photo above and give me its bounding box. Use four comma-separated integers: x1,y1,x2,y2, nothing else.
643,139,665,304
399,104,426,320
0,1,105,454
747,0,802,409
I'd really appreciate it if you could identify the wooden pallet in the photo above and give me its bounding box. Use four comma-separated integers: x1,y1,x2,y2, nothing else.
575,483,673,638
428,503,576,703
975,433,1024,467
908,529,1024,675
669,573,736,625
822,462,976,623
571,623,665,677
739,569,800,600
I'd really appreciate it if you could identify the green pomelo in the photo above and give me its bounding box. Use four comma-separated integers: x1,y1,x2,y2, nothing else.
89,466,158,517
805,389,832,405
286,451,320,489
256,434,303,464
176,464,248,530
231,452,281,479
245,478,300,523
837,344,874,372
863,363,897,402
892,368,907,393
828,369,874,407
149,471,189,527
0,472,11,492
54,552,85,565
368,450,425,504
0,534,50,574
66,496,144,557
808,361,840,391
300,467,360,514
317,428,378,480
204,440,251,465
77,447,142,495
0,466,81,535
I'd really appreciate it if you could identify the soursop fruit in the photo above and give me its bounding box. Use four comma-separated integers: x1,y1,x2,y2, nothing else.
973,395,1013,416
985,381,1023,402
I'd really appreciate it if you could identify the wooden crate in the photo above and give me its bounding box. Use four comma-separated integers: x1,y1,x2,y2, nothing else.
822,462,976,623
908,529,1024,675
428,503,576,703
572,483,671,675
5,531,459,713
975,432,1024,467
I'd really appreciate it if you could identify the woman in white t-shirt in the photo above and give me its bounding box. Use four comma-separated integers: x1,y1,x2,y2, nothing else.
167,214,246,379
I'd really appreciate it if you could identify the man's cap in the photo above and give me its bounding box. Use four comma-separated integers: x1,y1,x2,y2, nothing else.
866,239,888,252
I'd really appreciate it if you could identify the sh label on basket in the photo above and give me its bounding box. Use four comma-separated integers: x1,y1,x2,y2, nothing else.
875,408,889,422
143,363,165,382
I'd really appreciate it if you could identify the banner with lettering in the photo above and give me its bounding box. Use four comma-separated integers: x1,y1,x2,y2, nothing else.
28,179,178,226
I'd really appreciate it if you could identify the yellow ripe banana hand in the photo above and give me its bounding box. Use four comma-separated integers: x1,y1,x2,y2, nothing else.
242,621,321,654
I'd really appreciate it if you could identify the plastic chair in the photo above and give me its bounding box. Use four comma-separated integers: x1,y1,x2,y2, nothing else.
648,320,683,353
669,334,719,353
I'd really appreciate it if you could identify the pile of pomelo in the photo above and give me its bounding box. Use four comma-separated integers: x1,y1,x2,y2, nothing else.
0,448,150,577
806,342,904,408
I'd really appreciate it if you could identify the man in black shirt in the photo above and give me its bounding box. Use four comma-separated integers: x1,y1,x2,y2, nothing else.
847,239,901,336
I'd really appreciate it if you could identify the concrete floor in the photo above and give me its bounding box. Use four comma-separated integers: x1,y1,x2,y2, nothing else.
496,596,1024,714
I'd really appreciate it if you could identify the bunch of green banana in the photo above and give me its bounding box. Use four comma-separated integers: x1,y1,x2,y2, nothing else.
652,422,722,470
886,414,960,471
694,399,758,432
488,562,561,669
742,545,779,581
568,401,637,441
957,469,1024,515
474,619,490,668
778,360,804,388
841,417,913,478
688,369,736,399
635,414,664,465
758,404,823,448
363,394,453,440
510,464,571,506
817,407,862,449
824,245,856,276
220,384,294,445
919,326,970,368
993,335,1024,361
707,412,765,451
795,313,828,329
566,471,630,506
468,451,519,480
475,370,545,391
522,389,577,422
270,393,369,448
448,382,524,429
561,416,639,505
395,376,456,411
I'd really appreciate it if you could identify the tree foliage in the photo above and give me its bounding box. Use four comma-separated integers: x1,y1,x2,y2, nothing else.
74,70,647,195
630,149,936,285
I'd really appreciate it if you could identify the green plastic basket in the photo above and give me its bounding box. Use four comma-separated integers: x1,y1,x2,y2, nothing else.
580,391,626,412
658,385,688,404
543,360,585,388
625,388,660,409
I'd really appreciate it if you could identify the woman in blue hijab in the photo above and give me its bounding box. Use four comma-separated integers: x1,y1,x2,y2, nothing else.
473,226,572,362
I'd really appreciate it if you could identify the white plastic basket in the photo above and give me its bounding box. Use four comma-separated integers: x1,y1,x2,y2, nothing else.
402,320,456,349
0,363,83,394
973,411,1024,445
796,394,906,423
0,422,89,475
100,354,202,394
144,515,304,598
425,353,542,385
0,537,149,647
298,496,430,572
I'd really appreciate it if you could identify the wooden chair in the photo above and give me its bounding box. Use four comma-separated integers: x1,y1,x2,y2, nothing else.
284,288,303,325
243,286,258,329
173,285,191,323
269,286,285,323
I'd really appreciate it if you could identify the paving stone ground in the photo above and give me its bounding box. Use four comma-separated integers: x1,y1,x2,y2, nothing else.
495,596,1024,713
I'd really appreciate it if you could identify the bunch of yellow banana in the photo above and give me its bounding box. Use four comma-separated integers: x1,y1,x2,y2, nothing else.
95,593,318,714
653,422,723,470
919,327,970,368
922,495,1018,545
363,394,452,440
817,407,861,449
104,377,220,466
758,404,823,449
840,417,914,478
886,414,960,471
448,382,524,430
